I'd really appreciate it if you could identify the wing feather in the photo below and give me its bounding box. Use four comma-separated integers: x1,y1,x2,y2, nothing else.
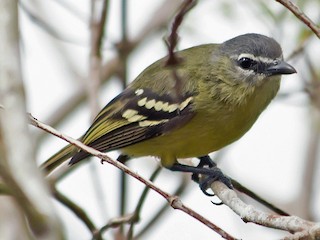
69,88,195,164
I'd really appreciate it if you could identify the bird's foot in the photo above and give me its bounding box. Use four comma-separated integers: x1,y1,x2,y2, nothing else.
168,155,233,197
191,155,216,183
196,166,233,196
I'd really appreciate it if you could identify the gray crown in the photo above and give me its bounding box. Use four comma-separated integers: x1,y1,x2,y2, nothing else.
220,33,283,59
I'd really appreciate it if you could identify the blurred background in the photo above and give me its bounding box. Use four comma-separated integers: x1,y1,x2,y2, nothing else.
3,0,320,239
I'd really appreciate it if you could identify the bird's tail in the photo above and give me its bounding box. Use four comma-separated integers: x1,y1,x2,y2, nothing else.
40,143,76,175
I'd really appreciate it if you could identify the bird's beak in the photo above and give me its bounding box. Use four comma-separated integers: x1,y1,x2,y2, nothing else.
266,60,297,75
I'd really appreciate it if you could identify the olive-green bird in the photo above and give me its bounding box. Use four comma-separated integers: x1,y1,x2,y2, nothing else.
42,33,296,190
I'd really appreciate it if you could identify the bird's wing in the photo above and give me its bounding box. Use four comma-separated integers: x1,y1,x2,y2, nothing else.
70,87,195,164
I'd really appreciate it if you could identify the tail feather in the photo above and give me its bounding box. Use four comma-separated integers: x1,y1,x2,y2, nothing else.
40,143,76,174
69,150,90,165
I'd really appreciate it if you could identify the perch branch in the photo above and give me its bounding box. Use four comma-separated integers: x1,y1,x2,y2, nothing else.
211,181,320,239
29,114,237,240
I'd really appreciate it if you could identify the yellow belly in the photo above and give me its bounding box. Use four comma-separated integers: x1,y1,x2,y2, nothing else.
121,107,256,167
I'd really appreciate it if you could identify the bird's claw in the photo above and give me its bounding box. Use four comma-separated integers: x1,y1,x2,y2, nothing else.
194,166,233,197
211,200,224,206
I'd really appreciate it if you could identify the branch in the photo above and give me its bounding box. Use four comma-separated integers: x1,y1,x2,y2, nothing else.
52,187,101,239
118,1,130,233
29,114,238,240
134,174,189,239
35,0,183,144
99,213,135,233
127,166,162,239
164,0,197,100
165,0,196,66
87,0,110,221
211,181,320,239
299,57,320,220
88,0,109,116
0,1,63,239
275,0,320,39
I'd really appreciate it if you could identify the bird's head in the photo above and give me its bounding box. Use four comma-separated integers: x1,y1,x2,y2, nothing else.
217,33,296,86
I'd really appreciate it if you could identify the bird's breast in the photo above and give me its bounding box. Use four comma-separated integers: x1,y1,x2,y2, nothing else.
122,78,280,166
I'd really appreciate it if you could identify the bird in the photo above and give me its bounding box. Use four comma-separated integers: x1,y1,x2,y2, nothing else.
42,33,296,191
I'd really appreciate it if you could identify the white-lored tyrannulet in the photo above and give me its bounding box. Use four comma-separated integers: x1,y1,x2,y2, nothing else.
42,33,296,189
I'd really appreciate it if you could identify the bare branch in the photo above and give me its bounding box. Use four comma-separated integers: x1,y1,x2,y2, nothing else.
88,0,109,116
134,175,189,239
87,0,110,221
35,0,183,144
53,187,102,240
117,1,130,232
275,0,320,39
211,181,320,239
99,213,135,232
29,114,238,240
0,0,63,238
165,0,196,66
165,0,197,100
127,166,162,239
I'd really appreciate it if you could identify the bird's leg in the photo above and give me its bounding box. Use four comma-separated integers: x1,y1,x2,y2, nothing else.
198,155,216,167
191,155,216,183
168,156,232,196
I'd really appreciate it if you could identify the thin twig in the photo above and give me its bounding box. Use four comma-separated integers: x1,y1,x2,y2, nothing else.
275,0,320,39
35,0,183,145
0,1,63,238
88,0,108,115
117,0,129,88
165,0,197,100
134,174,189,239
87,0,110,221
127,166,162,239
118,0,129,233
301,108,320,220
29,114,237,240
298,56,320,220
165,0,196,66
99,213,135,233
53,187,102,240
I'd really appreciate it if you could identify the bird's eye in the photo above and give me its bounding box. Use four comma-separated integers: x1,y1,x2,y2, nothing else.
238,57,257,69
